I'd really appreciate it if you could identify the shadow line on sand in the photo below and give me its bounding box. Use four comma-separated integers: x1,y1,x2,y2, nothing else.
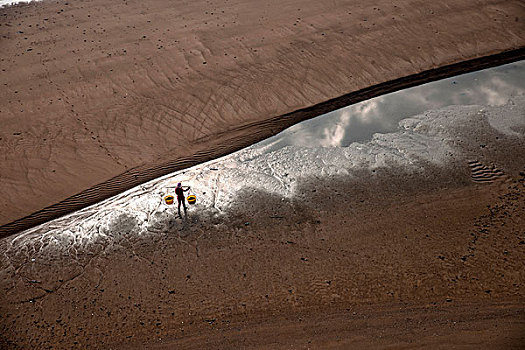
1,47,524,239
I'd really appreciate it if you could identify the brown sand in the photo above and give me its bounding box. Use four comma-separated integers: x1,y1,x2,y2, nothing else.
1,167,524,349
1,0,525,234
1,1,525,348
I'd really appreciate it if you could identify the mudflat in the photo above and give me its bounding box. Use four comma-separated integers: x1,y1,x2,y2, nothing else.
1,1,525,348
1,166,524,349
1,0,524,232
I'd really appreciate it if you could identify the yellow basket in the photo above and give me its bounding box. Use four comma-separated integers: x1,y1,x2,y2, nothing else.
164,195,174,205
187,194,197,205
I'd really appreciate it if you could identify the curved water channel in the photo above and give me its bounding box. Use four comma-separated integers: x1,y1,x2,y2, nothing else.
1,60,524,260
259,60,525,150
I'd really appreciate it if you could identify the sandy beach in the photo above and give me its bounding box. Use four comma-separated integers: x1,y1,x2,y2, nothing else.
1,0,525,348
1,0,524,234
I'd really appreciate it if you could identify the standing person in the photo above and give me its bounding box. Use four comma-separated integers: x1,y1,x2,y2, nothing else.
175,182,190,217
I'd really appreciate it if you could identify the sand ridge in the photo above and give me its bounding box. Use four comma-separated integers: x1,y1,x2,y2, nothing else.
1,0,525,233
1,88,524,348
2,91,525,241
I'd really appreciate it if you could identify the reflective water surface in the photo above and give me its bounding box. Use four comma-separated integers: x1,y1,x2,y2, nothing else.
1,60,524,269
258,60,525,151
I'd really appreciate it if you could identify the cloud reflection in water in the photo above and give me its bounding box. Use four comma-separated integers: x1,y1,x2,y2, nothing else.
259,61,525,150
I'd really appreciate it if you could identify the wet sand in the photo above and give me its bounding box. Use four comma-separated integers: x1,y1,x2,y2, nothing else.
1,1,525,348
1,166,524,349
2,90,525,346
1,0,525,234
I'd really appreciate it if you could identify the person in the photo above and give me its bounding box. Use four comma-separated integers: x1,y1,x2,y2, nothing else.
175,182,190,217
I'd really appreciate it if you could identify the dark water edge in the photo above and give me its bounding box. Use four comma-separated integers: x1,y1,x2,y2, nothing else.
1,47,524,239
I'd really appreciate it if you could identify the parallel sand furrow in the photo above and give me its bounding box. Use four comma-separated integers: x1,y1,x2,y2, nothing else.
468,160,506,183
1,48,524,238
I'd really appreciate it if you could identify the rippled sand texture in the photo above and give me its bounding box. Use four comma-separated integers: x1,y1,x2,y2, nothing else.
1,0,524,230
1,93,524,348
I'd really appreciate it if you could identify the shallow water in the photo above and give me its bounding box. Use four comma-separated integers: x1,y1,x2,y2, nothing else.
257,60,525,151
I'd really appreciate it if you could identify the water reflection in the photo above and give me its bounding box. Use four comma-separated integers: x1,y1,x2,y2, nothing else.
5,62,524,258
259,60,525,150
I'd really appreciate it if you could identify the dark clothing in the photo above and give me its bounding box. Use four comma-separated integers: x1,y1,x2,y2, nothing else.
175,186,189,216
177,196,187,215
175,187,186,199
